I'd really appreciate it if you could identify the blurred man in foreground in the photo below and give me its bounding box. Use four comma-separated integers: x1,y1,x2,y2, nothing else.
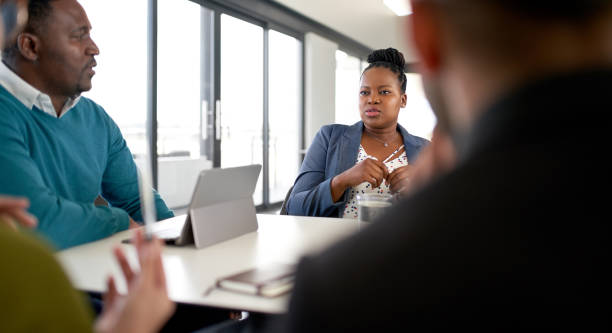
280,0,611,331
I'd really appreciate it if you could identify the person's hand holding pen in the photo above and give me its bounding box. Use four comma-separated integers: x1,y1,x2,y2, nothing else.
386,165,416,194
331,158,389,202
95,229,176,333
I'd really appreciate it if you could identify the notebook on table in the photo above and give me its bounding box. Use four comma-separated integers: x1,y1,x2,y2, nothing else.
215,263,296,298
126,164,262,249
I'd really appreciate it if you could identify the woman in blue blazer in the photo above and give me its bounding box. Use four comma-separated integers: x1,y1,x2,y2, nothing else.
287,48,429,218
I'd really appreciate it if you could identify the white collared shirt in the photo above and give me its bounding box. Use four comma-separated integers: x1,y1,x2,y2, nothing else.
0,60,81,118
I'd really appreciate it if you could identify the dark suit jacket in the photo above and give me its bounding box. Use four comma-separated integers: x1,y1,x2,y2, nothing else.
280,69,611,331
287,121,428,217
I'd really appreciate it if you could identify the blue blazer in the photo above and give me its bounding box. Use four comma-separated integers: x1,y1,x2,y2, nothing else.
287,121,429,217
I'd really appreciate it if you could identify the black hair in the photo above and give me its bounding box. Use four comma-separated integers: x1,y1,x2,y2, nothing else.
2,0,55,60
362,48,407,93
25,0,55,33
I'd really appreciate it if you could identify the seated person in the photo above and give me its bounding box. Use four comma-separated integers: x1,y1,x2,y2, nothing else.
0,0,173,249
286,47,429,218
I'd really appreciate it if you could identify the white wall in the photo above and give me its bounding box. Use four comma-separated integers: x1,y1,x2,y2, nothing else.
304,33,338,147
274,0,416,61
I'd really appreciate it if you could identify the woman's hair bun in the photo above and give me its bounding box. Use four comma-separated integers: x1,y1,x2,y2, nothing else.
367,48,406,72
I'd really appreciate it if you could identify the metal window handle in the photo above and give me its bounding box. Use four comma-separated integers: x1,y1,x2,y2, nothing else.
215,100,221,140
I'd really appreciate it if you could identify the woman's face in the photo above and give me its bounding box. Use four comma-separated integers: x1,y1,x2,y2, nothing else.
359,66,407,130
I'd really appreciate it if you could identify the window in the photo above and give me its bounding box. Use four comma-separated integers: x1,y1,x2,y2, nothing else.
268,30,302,203
156,0,214,209
220,14,265,205
79,0,148,156
157,0,203,159
334,50,361,125
397,74,436,140
82,1,306,210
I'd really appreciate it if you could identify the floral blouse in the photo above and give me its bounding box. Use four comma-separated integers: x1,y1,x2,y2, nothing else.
342,144,408,219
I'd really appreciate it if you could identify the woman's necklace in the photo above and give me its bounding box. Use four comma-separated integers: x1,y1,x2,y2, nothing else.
364,130,396,147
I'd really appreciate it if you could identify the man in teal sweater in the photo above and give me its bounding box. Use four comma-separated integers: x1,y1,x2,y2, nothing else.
0,0,173,249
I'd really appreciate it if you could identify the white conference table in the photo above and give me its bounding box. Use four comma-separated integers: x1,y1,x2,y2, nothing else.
56,214,361,314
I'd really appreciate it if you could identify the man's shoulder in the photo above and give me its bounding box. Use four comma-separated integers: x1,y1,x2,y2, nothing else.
0,227,94,331
0,228,58,274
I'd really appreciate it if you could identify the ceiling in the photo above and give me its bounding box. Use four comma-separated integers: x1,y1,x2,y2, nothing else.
272,0,417,61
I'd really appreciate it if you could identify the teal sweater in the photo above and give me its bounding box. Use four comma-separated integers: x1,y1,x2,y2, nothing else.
0,86,173,249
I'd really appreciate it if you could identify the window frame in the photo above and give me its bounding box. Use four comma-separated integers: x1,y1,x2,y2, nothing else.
148,0,425,210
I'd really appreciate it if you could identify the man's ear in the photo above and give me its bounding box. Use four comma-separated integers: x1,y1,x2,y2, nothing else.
16,32,40,62
409,0,442,75
400,93,407,108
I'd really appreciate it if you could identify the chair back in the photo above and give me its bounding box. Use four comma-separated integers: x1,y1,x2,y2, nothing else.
279,185,294,215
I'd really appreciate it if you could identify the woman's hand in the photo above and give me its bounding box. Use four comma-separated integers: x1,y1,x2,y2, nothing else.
0,196,37,229
95,229,176,333
395,126,457,197
331,158,389,202
386,165,415,194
